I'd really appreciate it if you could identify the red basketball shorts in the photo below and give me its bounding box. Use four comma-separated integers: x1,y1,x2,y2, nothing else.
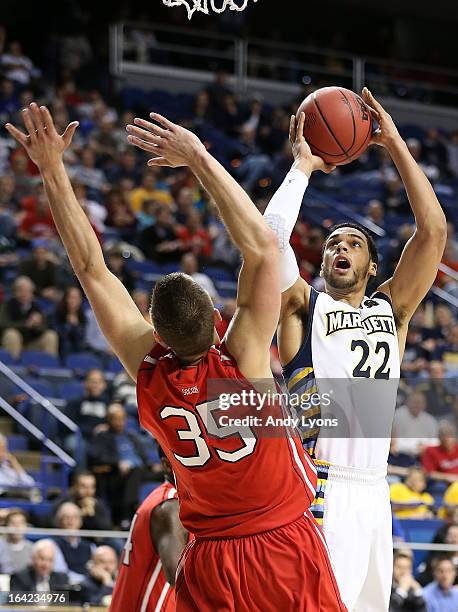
175,511,347,612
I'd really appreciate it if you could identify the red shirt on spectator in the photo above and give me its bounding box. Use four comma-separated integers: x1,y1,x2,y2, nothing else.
19,207,56,239
421,443,458,475
176,226,212,258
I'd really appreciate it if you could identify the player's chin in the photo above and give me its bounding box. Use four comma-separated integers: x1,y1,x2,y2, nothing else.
326,270,357,289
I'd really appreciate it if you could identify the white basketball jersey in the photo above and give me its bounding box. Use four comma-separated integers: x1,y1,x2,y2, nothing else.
283,288,400,470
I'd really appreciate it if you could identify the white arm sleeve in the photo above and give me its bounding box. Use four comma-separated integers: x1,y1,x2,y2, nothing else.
263,169,309,291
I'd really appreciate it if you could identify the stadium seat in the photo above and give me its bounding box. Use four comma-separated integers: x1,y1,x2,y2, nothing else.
107,357,125,374
400,519,444,570
139,482,160,502
57,381,85,401
20,377,55,398
0,349,16,365
21,351,60,370
6,434,28,451
203,266,236,282
65,352,103,374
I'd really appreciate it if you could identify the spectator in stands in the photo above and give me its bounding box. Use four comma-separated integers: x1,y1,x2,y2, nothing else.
433,304,456,343
84,309,111,355
0,174,19,211
138,205,182,264
421,422,458,483
79,546,117,606
106,246,135,293
89,116,119,161
406,138,440,182
73,182,107,233
432,325,458,373
0,41,38,86
90,403,154,527
442,481,458,516
390,467,434,519
10,150,35,200
418,526,458,587
132,289,151,324
0,433,35,499
10,539,68,592
106,149,142,185
176,210,212,259
0,275,59,358
104,189,137,237
190,89,212,127
383,178,410,216
129,170,173,214
422,556,458,610
206,70,233,111
389,550,426,611
401,325,431,379
53,502,94,583
180,253,218,301
0,509,33,573
68,149,108,198
53,287,87,359
393,391,439,456
53,471,112,532
388,431,417,481
365,199,386,231
447,131,458,177
65,369,110,464
175,186,196,224
17,183,56,242
18,239,59,300
416,361,455,419
136,199,157,231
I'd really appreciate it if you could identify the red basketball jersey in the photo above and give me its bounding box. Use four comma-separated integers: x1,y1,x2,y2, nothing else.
137,343,317,538
110,482,178,612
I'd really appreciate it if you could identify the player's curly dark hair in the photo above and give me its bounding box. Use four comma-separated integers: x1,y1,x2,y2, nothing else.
150,272,215,360
323,222,379,265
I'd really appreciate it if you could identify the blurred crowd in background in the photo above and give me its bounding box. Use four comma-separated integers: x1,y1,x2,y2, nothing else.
0,14,457,611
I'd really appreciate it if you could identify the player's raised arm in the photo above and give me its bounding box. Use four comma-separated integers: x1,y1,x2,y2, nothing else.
5,105,154,380
363,89,447,328
263,114,334,365
127,113,281,376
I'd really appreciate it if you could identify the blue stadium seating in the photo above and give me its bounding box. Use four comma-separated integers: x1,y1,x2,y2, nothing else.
65,352,103,374
0,348,15,365
139,481,161,502
57,381,85,401
6,434,27,451
400,519,444,570
21,351,60,370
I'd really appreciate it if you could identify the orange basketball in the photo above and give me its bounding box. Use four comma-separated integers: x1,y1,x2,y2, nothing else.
296,87,374,165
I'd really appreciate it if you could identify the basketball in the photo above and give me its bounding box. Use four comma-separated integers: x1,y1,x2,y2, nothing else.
296,87,374,165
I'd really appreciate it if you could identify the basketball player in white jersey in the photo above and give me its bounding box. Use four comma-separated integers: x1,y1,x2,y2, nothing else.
263,88,447,611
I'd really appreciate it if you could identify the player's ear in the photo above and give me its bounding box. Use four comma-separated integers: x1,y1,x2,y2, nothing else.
319,263,324,277
213,308,222,324
369,262,377,278
153,329,169,349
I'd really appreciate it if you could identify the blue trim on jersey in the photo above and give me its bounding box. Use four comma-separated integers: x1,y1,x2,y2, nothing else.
282,287,319,379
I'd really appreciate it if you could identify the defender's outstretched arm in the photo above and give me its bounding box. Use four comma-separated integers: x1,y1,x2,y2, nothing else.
127,113,281,377
6,105,154,380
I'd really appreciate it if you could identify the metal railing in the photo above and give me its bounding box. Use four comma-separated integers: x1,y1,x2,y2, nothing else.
0,361,81,496
0,526,456,556
110,22,458,106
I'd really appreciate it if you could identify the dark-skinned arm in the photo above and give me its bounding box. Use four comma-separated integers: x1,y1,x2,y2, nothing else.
150,499,188,586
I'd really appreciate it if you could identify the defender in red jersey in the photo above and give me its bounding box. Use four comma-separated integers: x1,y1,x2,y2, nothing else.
7,105,345,610
110,449,188,612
